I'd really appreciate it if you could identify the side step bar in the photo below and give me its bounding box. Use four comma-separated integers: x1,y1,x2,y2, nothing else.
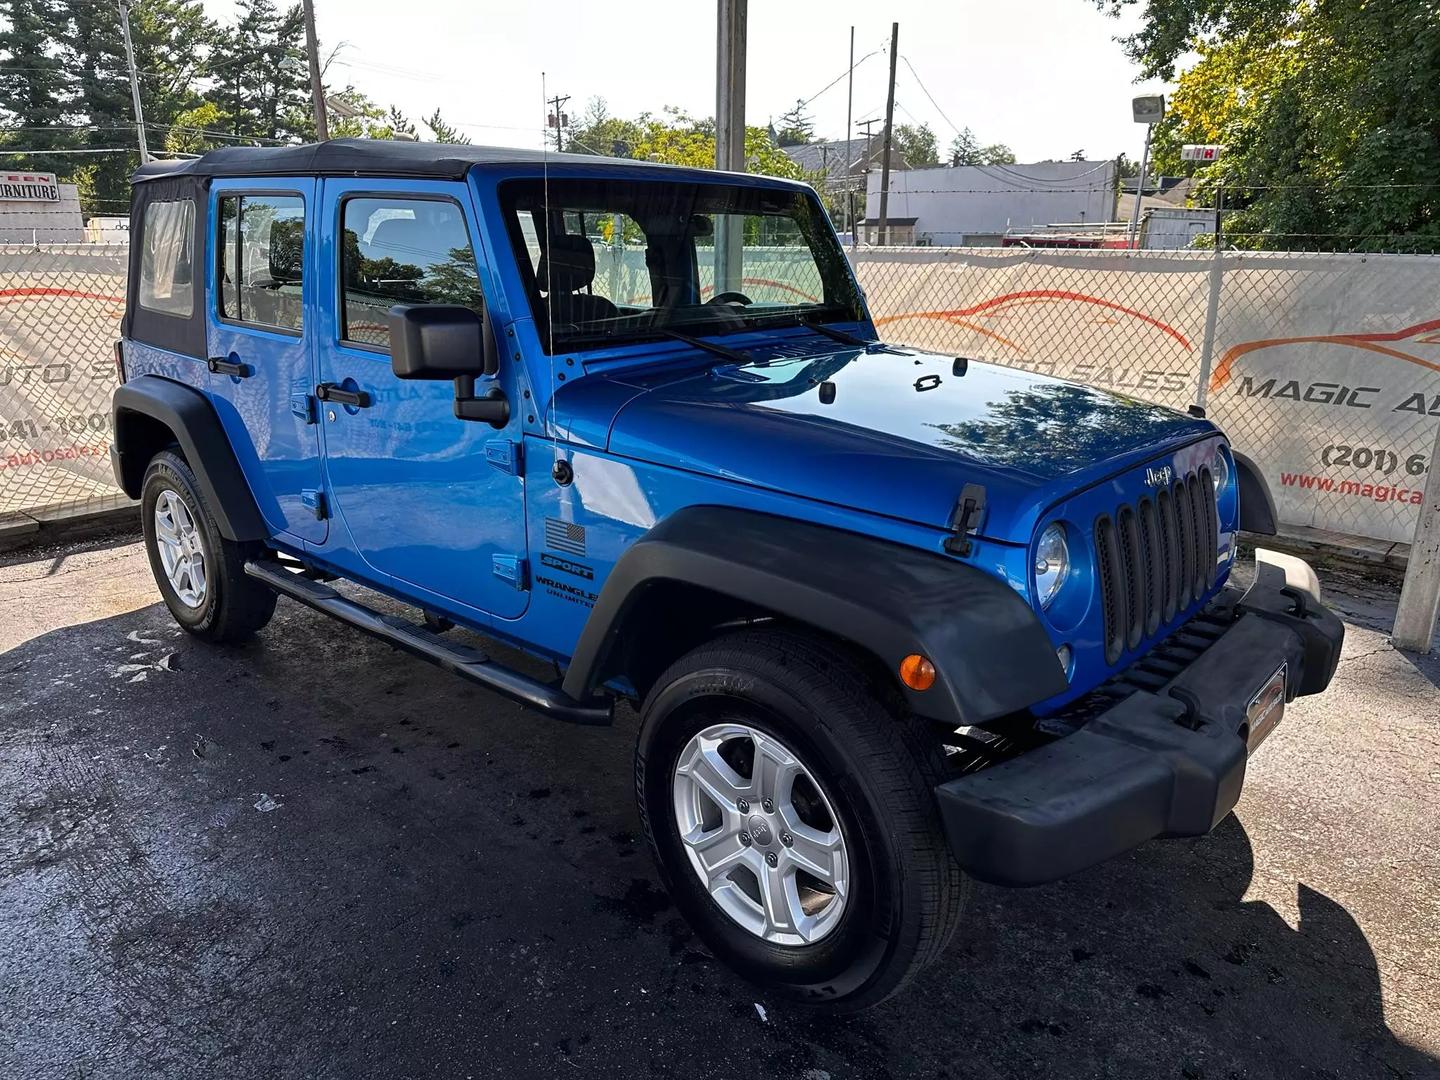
244,560,613,726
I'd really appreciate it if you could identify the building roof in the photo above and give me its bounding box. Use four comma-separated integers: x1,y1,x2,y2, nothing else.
132,138,698,184
782,138,870,180
860,216,918,225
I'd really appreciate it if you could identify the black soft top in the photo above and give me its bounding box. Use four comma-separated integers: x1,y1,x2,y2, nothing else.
132,138,679,183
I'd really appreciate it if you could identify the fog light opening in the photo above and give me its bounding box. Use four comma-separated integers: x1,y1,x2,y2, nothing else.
1056,644,1073,679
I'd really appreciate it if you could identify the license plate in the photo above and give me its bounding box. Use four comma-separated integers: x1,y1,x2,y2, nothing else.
1246,663,1288,754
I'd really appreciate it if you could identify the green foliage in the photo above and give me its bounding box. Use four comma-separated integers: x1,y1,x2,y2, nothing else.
893,122,938,168
948,128,979,166
165,100,228,155
423,109,469,145
0,0,454,213
1135,0,1440,249
775,99,814,147
211,0,311,143
569,102,803,180
978,143,1017,165
0,0,71,177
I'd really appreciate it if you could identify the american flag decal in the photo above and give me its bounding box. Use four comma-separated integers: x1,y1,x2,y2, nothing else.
544,517,587,557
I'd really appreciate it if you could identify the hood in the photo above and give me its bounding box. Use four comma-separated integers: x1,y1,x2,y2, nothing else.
580,345,1215,542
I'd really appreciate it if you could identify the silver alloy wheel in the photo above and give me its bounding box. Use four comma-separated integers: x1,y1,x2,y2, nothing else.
153,488,208,609
672,722,849,946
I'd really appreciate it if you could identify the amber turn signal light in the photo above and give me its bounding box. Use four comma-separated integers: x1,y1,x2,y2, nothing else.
899,654,936,691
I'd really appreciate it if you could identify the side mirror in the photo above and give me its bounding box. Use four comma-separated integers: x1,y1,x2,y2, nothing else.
389,304,509,427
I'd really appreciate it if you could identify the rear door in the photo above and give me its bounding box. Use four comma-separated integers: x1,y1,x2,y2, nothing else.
314,177,529,620
206,178,327,543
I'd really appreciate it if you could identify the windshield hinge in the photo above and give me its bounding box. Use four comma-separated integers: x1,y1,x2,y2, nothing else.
944,483,986,556
492,554,528,590
484,437,523,476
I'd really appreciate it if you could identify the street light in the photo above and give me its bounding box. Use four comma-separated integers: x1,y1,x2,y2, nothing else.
1127,94,1165,249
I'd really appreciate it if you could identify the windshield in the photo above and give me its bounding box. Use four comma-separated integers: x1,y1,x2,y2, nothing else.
499,178,864,353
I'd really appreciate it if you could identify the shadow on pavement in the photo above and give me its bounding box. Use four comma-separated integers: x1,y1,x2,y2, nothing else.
0,601,1435,1080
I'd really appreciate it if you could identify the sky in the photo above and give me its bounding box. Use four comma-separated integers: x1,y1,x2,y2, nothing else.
201,0,1166,164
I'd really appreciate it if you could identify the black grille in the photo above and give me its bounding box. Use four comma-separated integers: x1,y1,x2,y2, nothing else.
1094,468,1218,665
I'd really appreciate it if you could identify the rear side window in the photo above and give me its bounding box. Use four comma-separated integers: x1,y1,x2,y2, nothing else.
340,196,481,348
217,193,306,333
138,199,194,316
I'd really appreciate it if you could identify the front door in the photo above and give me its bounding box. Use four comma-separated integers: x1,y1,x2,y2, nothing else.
315,178,529,621
207,179,327,543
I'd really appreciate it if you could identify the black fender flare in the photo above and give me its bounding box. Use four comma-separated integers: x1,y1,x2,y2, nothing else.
561,506,1068,727
111,375,267,542
1233,450,1278,535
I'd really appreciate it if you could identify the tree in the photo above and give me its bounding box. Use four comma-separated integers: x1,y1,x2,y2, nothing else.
567,96,644,157
775,99,814,147
575,104,802,179
948,128,980,166
0,0,77,180
66,0,216,211
978,143,1017,165
1096,0,1440,250
893,122,939,168
423,109,468,144
208,0,311,143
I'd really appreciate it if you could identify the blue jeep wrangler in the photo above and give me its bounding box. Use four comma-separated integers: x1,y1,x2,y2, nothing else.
111,140,1342,1010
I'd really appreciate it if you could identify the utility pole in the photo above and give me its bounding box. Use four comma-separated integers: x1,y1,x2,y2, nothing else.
715,0,747,292
547,94,571,151
117,1,149,163
845,25,855,249
715,0,747,173
857,117,880,244
876,22,899,246
301,0,328,141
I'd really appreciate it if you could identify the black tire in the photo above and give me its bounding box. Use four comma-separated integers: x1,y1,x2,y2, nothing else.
635,628,968,1011
140,449,276,643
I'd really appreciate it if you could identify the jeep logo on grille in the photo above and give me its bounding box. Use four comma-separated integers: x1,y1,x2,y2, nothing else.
1145,464,1174,488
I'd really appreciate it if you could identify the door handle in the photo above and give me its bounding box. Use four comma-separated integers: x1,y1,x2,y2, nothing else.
316,382,373,408
208,356,251,378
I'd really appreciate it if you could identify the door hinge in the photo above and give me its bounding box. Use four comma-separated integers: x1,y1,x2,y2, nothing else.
484,438,523,476
290,393,317,424
944,483,986,556
492,553,528,590
301,488,328,520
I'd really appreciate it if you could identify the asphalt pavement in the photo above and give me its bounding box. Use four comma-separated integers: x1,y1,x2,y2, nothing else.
2,525,1437,1080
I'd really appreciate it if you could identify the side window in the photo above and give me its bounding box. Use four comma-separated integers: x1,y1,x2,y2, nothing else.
138,199,195,316
340,196,482,348
217,193,305,333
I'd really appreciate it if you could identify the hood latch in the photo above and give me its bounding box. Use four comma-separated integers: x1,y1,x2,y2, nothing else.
944,483,986,556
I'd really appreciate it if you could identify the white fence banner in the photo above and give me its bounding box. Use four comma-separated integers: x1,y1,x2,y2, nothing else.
852,247,1440,544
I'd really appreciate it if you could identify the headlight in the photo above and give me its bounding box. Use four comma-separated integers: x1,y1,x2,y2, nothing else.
1213,447,1231,505
1034,523,1069,609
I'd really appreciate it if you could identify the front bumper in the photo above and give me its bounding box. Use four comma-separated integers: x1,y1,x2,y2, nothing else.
936,556,1344,887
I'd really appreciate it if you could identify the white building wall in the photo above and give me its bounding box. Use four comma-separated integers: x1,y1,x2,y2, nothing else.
0,183,85,244
865,161,1117,244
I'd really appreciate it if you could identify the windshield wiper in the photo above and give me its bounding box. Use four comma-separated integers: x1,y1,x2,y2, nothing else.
649,327,752,364
743,308,876,347
799,318,874,347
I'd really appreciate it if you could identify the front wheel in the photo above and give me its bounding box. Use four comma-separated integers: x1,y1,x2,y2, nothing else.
635,629,967,1011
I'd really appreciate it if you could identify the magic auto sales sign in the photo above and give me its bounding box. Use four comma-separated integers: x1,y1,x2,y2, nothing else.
0,172,60,202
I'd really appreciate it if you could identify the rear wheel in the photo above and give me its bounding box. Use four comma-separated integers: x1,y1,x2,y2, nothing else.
636,628,967,1011
141,449,276,643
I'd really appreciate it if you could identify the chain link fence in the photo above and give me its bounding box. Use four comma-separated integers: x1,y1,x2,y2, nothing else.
1,239,1437,552
851,245,1440,546
0,244,128,525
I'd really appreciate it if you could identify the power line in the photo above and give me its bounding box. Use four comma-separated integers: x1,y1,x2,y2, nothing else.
795,48,883,110
899,56,960,138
